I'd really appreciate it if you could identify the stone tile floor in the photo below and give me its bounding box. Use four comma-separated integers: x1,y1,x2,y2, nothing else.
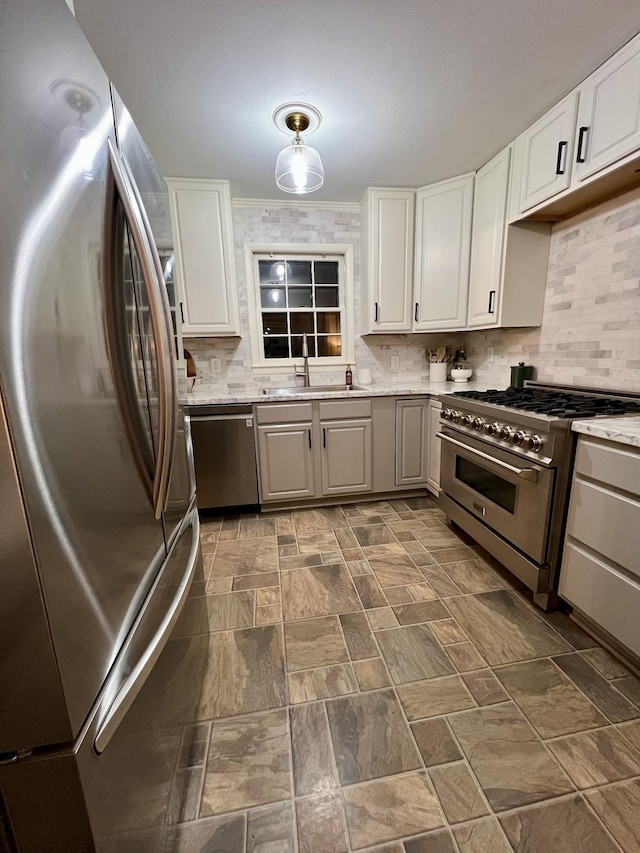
173,496,640,852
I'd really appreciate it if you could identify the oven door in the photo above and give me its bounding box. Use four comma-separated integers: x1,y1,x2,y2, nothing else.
438,428,555,564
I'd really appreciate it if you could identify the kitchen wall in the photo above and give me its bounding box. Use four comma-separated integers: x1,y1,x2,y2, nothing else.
188,185,640,394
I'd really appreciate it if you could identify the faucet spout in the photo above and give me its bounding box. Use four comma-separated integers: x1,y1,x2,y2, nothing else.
295,333,311,387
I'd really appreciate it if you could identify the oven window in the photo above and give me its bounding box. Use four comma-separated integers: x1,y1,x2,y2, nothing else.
455,457,516,513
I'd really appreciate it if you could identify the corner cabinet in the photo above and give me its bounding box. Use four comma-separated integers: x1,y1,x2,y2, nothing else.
414,175,474,331
467,145,551,329
360,188,415,334
166,178,241,337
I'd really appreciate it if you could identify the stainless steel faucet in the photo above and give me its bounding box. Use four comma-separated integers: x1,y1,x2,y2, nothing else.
295,333,311,387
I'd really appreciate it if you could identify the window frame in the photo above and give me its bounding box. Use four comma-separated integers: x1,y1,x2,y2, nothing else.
244,242,355,372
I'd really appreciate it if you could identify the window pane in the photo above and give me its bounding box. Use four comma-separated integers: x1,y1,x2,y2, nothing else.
315,286,339,308
291,336,317,358
287,261,312,284
263,336,290,359
314,261,339,284
288,286,313,308
290,313,314,334
259,259,286,283
317,335,342,357
262,313,288,335
317,312,341,334
260,286,286,308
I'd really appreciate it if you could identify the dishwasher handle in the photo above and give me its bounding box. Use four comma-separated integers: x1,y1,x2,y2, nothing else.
190,413,253,423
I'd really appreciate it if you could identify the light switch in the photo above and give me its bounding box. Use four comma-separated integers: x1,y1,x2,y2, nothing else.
210,358,221,374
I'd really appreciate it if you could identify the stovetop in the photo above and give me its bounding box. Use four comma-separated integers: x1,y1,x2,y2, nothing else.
452,386,640,419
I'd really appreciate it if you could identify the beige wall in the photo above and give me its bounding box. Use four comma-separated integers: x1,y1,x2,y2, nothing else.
188,186,640,394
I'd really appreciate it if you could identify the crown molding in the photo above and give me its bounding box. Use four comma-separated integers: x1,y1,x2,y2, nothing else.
232,197,360,212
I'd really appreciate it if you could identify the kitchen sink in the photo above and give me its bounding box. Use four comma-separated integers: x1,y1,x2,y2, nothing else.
261,385,366,395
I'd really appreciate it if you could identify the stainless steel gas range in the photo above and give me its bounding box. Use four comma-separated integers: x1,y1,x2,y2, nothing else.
436,382,640,610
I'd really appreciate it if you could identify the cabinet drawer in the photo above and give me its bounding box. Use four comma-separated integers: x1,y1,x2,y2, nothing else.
255,402,313,424
575,437,640,495
559,542,640,658
567,478,640,578
319,399,371,420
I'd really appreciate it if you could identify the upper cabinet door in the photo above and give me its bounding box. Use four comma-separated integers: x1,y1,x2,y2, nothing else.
167,179,240,336
413,175,474,330
516,92,579,214
467,146,511,328
574,34,640,183
360,189,414,333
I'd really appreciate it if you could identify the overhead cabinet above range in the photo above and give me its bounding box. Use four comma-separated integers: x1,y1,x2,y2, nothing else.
510,31,640,220
167,178,241,336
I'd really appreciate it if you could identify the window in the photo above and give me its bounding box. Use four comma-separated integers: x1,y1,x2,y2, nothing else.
245,243,354,369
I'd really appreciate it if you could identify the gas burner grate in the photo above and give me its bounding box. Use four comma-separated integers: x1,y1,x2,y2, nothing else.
452,387,640,419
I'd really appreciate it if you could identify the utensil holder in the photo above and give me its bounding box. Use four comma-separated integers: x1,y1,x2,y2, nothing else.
430,363,448,383
358,368,372,385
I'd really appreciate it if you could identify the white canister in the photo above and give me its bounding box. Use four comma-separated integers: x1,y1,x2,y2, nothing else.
429,363,448,383
358,368,372,385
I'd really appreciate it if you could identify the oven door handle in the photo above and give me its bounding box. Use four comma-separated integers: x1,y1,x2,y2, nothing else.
436,432,540,483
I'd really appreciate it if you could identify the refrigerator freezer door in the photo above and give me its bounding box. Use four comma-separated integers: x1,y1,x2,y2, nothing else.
0,0,167,741
0,508,206,852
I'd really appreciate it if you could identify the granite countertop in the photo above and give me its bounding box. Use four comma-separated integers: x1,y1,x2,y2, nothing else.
186,380,497,406
572,416,640,448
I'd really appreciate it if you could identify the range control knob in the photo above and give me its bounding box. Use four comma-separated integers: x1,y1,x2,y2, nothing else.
443,408,453,420
461,414,474,427
451,410,461,422
512,430,526,446
499,425,512,441
485,422,500,436
527,434,544,452
473,417,485,430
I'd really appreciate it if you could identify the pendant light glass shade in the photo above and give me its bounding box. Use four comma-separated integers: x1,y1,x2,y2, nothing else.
275,139,324,194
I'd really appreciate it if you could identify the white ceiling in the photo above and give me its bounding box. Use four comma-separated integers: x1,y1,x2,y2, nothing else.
74,0,640,202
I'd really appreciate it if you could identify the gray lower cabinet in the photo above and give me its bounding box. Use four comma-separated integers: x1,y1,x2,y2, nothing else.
256,422,315,501
559,435,640,658
395,399,429,486
320,418,373,495
426,399,443,494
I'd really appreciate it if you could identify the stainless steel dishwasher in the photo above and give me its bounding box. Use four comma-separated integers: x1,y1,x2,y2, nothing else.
188,404,259,509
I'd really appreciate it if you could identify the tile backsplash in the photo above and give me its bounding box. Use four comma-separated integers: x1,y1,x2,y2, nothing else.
187,186,640,394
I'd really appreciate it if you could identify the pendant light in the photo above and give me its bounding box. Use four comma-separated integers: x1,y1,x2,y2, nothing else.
273,104,324,194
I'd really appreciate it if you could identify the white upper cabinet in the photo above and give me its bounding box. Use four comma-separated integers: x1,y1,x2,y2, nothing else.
468,145,551,329
574,33,640,183
467,146,511,327
360,188,414,334
514,92,579,214
413,174,474,331
167,178,240,337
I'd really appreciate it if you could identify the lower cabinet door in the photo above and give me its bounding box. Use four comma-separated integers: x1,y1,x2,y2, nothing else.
395,399,429,486
321,419,373,496
427,400,442,494
257,423,315,502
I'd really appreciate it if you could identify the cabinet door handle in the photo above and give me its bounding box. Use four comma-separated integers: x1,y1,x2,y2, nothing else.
179,302,185,323
414,302,419,322
322,428,327,448
374,302,379,323
488,290,496,314
308,429,312,449
576,126,589,163
555,140,568,175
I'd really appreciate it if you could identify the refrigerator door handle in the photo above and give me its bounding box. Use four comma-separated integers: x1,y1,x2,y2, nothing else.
120,152,178,514
107,139,174,519
94,508,200,754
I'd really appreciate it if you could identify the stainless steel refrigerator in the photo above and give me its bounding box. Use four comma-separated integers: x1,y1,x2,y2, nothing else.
0,2,205,850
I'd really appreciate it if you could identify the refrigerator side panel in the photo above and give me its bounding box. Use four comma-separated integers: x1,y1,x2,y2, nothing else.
0,393,72,752
0,0,167,738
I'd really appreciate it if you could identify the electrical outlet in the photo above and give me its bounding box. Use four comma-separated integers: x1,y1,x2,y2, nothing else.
210,358,221,374
391,356,400,370
487,346,494,363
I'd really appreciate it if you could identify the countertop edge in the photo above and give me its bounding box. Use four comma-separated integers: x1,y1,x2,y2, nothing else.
572,416,640,448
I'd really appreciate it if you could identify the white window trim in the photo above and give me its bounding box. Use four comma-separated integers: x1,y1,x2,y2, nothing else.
244,241,355,373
